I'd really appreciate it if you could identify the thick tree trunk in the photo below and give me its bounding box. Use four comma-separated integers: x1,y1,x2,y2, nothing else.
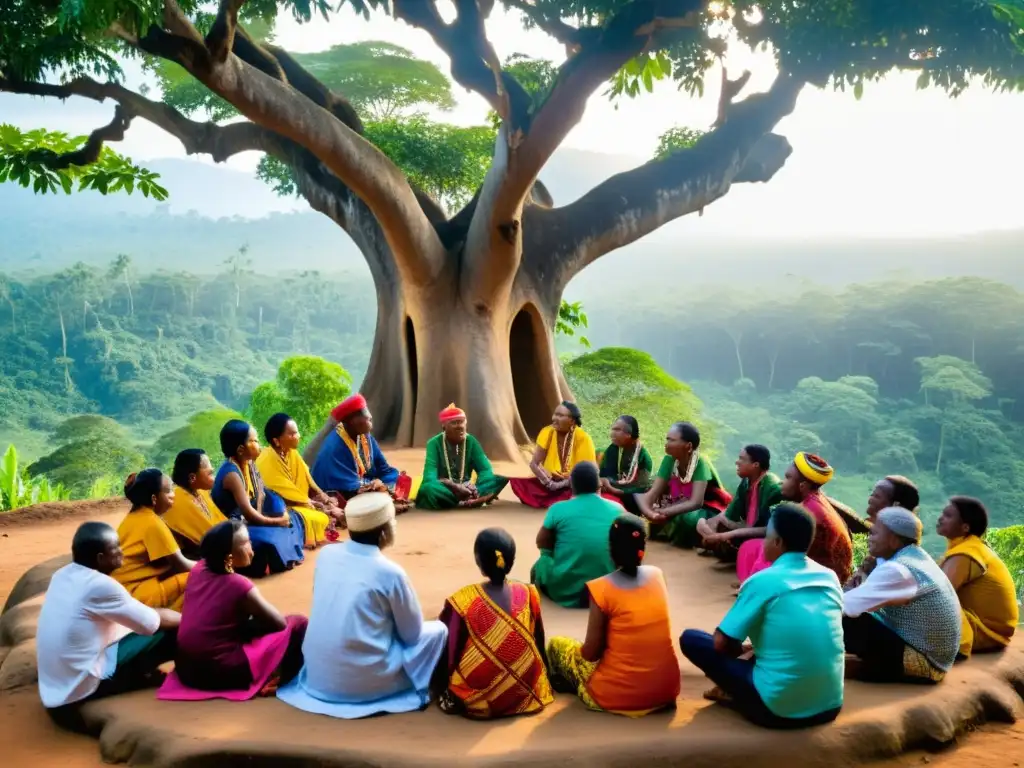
360,259,566,463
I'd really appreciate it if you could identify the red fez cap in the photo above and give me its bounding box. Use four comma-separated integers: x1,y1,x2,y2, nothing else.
438,403,466,423
331,393,367,422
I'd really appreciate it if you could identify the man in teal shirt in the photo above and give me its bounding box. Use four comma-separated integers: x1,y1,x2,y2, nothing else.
680,502,845,728
531,462,622,608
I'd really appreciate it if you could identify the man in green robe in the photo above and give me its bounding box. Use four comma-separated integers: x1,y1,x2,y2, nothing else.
696,444,782,558
415,403,509,510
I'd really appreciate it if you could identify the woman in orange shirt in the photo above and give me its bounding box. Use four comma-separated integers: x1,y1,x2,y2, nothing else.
546,514,680,716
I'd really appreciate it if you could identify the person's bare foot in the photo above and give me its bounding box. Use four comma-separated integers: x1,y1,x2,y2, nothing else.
393,499,411,515
703,686,732,704
459,494,497,509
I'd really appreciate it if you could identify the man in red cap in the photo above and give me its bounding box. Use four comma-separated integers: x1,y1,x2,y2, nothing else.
308,394,410,513
416,403,508,510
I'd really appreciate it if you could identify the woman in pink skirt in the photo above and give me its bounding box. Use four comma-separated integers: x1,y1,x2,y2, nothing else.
158,520,307,701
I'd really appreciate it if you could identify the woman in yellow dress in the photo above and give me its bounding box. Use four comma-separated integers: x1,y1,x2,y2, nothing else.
162,449,227,559
510,402,596,509
936,496,1018,657
112,468,195,610
256,413,345,548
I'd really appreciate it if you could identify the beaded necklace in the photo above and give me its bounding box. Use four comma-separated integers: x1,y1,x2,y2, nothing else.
191,489,214,520
274,446,296,482
616,441,643,484
672,450,699,484
336,425,372,477
440,433,467,482
557,427,576,474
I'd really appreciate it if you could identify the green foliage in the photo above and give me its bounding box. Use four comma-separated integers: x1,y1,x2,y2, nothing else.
27,415,143,496
988,525,1024,597
0,125,167,199
556,299,590,349
149,408,243,471
247,355,352,449
363,119,496,211
1,443,71,511
654,126,705,160
566,347,714,458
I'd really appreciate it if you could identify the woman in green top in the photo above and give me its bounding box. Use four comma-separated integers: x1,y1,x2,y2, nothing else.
416,403,509,510
633,422,732,548
598,416,654,499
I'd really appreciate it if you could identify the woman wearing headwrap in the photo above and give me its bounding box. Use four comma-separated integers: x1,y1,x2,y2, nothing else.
844,507,961,682
256,412,344,547
736,452,853,585
598,416,654,499
211,419,306,576
632,422,732,548
509,401,597,509
308,394,413,514
436,528,553,719
112,469,195,610
158,520,308,701
277,493,448,718
546,515,680,716
936,496,1018,657
417,404,509,510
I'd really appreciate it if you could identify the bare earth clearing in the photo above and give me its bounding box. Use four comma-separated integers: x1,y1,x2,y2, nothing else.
1,449,1022,768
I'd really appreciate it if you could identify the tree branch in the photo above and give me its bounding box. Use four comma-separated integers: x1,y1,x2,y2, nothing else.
504,0,600,54
524,71,806,291
206,0,247,62
392,0,533,131
0,75,280,163
131,14,446,286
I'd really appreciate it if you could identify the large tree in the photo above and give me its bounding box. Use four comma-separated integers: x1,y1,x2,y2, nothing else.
2,1,1022,459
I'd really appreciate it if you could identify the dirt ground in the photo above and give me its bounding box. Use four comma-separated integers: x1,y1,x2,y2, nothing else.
1,448,1022,767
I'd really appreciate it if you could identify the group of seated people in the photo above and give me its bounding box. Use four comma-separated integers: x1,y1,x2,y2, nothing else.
34,398,1020,734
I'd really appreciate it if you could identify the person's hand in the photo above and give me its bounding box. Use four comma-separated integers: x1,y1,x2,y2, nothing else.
452,484,473,500
702,533,723,546
465,483,479,498
363,479,386,493
647,510,667,524
315,490,331,505
277,516,292,528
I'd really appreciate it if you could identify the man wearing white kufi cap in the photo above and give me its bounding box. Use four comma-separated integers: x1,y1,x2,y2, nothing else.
842,507,961,683
277,493,447,718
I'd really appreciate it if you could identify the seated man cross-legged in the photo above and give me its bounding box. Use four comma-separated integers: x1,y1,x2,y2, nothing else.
37,522,181,732
681,503,845,729
843,507,961,683
532,461,622,608
276,492,447,718
309,394,412,514
417,403,509,510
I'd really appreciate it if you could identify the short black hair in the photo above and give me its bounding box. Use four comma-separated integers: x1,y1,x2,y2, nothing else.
474,527,516,586
743,444,771,471
617,415,640,439
570,461,600,495
609,514,647,577
349,527,388,546
200,520,246,574
71,521,118,567
172,448,206,489
950,496,989,537
673,421,700,449
561,401,583,426
220,419,252,459
886,475,920,511
264,412,292,445
768,502,816,553
123,468,164,509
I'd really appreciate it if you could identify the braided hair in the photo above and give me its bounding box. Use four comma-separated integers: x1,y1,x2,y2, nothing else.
609,514,647,577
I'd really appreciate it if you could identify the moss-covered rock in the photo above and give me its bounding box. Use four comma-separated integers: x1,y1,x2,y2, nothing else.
565,347,714,456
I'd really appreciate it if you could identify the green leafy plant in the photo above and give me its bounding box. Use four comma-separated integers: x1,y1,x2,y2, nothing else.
556,300,591,349
0,443,71,511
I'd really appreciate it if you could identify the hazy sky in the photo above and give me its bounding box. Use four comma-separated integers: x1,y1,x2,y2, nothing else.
3,4,1023,238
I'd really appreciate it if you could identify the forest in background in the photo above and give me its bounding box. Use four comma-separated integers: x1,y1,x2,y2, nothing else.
1,262,1023,555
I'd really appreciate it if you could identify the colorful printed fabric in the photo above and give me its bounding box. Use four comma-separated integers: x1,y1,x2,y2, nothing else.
440,582,553,719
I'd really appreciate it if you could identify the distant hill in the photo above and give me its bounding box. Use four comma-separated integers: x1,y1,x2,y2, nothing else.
1,150,1021,290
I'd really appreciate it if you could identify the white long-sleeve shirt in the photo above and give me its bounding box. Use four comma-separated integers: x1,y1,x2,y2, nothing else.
843,560,919,617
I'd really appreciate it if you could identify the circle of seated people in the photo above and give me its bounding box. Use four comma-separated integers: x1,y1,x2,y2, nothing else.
32,396,1020,736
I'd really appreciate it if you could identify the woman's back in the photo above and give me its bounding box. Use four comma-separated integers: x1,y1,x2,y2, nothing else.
177,560,253,664
586,565,680,712
212,461,247,519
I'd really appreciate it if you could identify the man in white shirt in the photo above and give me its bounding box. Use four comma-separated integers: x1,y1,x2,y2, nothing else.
842,508,960,683
37,521,180,730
